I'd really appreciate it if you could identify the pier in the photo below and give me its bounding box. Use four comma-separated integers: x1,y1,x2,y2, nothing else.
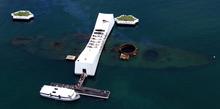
50,73,110,99
74,87,110,99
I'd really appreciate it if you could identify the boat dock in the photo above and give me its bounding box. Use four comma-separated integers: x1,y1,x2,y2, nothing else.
74,87,110,99
50,73,110,99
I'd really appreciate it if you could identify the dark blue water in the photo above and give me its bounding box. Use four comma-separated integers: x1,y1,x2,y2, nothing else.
0,0,220,109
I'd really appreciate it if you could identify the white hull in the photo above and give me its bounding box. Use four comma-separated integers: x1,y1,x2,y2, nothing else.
40,85,80,101
40,93,80,101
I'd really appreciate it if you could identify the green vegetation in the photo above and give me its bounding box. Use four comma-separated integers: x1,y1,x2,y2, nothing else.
116,15,136,21
14,11,31,16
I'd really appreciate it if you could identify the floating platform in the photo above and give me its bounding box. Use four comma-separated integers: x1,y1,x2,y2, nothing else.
115,15,139,25
11,10,34,20
74,87,110,99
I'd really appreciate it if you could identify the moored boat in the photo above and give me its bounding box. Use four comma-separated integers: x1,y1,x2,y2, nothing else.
40,85,80,101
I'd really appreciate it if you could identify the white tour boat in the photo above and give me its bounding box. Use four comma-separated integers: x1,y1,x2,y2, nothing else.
40,85,80,101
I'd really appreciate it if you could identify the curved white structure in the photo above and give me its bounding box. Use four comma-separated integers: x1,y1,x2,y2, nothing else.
40,85,80,101
11,10,34,20
75,13,115,76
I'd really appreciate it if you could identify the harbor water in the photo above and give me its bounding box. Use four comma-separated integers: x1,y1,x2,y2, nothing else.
0,0,219,109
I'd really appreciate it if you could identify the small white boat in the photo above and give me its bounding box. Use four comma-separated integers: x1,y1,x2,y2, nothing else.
40,85,80,101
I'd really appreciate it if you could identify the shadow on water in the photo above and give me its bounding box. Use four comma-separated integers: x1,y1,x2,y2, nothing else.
12,17,34,22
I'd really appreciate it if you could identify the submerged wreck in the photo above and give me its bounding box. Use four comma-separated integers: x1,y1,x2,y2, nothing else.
104,40,212,69
118,43,138,60
10,33,212,69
